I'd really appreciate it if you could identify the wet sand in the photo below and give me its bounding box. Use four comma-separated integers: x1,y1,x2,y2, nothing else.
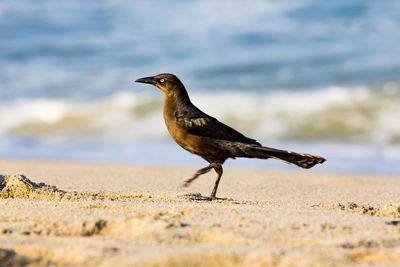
1,159,400,267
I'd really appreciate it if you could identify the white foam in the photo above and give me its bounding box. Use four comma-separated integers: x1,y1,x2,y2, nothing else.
0,98,67,130
0,86,399,144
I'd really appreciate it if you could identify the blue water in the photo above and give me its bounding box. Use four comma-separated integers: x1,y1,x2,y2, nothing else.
1,1,400,175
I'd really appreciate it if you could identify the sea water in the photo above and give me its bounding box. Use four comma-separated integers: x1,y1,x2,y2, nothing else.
1,1,400,175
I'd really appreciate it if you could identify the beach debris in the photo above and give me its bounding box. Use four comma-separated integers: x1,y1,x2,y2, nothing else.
385,220,400,226
0,248,33,266
0,175,169,201
337,202,400,218
0,174,64,199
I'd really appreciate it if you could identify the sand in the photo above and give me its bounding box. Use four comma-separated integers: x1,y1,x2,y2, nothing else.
0,159,400,267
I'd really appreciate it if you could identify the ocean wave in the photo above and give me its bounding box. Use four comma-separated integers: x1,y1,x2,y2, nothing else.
1,85,399,144
2,0,400,98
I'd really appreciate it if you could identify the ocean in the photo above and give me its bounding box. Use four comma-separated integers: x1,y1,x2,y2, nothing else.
1,0,400,175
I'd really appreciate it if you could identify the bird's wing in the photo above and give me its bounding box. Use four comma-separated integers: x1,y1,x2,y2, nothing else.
174,109,260,145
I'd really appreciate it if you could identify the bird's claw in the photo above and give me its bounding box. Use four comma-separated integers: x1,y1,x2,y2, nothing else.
208,196,227,201
185,193,227,201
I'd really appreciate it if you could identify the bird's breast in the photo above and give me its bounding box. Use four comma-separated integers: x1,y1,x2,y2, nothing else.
162,103,203,156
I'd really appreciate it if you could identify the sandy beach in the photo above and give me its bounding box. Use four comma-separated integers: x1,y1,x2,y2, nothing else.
0,159,400,267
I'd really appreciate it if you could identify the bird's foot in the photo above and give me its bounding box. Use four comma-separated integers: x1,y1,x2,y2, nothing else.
209,196,227,201
185,193,227,201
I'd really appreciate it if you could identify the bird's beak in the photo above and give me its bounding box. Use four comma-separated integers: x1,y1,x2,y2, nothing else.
135,76,156,85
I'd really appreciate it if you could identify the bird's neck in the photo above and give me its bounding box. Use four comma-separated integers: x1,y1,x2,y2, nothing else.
163,89,192,118
164,88,191,108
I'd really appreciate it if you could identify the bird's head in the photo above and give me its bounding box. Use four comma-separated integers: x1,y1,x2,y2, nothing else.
135,73,186,96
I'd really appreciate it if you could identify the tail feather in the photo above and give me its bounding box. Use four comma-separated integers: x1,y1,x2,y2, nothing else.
243,145,326,169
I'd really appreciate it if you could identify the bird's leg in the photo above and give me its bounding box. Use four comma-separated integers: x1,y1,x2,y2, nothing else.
182,163,217,188
184,163,226,201
209,164,226,200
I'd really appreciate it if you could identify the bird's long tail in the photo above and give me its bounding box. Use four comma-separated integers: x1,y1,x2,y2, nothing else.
242,145,326,169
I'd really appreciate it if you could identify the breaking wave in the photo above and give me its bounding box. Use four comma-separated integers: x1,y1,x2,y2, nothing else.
1,84,399,145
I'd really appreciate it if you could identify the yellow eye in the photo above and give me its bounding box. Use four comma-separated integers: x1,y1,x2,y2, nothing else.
160,78,165,83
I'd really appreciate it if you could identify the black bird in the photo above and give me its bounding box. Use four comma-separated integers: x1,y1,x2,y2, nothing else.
135,73,326,200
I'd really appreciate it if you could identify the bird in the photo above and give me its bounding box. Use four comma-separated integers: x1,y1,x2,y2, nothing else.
135,73,326,200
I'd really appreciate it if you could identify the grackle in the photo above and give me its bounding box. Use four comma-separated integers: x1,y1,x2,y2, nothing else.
135,73,325,200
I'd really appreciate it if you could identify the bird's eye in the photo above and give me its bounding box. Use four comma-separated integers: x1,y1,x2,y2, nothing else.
159,79,165,83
